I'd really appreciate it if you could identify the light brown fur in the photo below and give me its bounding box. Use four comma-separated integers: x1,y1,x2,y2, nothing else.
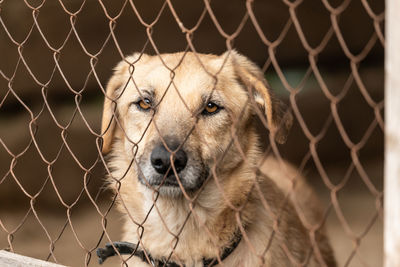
101,51,335,266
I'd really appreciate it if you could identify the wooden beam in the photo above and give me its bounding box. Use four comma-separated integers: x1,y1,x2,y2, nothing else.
385,0,400,266
0,250,66,267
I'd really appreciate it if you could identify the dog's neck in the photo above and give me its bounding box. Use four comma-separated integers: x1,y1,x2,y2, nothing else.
120,170,255,264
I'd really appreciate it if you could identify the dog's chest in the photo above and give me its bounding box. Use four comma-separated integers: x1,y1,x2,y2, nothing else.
136,194,218,262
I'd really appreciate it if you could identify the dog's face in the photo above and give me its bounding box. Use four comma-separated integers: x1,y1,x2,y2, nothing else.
101,51,292,196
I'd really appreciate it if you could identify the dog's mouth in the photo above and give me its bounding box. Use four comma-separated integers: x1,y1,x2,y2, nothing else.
150,172,182,188
137,165,209,195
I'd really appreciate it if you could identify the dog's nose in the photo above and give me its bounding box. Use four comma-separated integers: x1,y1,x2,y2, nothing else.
150,144,188,175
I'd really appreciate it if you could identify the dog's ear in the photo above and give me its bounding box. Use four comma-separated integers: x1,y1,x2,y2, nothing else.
226,50,293,144
101,53,145,154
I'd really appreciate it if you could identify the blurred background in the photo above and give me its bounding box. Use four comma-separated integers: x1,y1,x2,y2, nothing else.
0,0,384,266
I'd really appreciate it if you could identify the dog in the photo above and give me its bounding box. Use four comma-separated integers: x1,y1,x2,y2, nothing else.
100,51,336,266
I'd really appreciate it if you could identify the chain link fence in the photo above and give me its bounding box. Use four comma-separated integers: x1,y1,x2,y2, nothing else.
0,0,384,266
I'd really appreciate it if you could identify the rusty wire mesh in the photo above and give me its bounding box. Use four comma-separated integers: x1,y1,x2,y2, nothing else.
0,0,384,266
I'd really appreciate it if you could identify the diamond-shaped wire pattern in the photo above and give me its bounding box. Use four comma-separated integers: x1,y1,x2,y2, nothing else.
0,0,384,266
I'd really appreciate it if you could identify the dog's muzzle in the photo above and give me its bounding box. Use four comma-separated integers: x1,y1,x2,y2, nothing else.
150,143,188,186
137,141,208,194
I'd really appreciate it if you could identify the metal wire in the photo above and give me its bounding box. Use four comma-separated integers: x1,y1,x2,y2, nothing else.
0,0,384,266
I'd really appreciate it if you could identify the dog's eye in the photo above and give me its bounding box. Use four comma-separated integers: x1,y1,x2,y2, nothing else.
136,98,152,111
202,102,221,115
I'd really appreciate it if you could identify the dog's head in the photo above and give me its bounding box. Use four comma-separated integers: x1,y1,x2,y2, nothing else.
101,51,292,196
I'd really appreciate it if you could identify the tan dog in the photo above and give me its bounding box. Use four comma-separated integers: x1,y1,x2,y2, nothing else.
100,51,335,266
